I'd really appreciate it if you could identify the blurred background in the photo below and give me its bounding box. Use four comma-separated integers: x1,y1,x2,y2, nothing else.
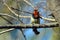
0,0,60,40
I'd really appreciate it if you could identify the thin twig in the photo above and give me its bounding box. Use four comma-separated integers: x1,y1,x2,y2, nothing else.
0,13,18,20
41,16,56,21
23,0,34,8
0,13,24,23
0,28,15,35
0,16,13,24
11,7,32,14
20,29,26,40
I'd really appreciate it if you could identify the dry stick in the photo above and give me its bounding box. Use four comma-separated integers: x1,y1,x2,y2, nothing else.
0,13,18,20
11,7,32,14
0,16,13,24
41,16,56,21
39,6,56,21
24,0,34,8
0,28,15,35
20,29,26,40
0,13,24,25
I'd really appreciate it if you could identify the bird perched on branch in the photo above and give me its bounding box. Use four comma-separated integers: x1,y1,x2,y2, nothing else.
11,7,41,35
31,7,41,35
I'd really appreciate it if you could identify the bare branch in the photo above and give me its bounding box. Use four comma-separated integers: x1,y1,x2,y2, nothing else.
11,7,32,14
0,13,25,24
0,16,13,24
23,0,34,8
20,29,26,40
0,13,18,20
41,16,56,21
0,28,15,35
0,22,58,28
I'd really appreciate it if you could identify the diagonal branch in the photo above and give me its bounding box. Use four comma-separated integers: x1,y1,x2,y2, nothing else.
0,13,18,20
0,28,15,35
11,7,32,14
23,0,34,8
20,29,26,40
0,13,24,23
0,16,13,24
41,16,56,21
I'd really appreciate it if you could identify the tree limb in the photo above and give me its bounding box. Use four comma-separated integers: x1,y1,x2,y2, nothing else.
41,16,56,21
0,22,59,28
0,28,15,35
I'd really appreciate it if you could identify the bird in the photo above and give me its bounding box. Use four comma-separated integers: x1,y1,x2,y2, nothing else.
31,7,40,35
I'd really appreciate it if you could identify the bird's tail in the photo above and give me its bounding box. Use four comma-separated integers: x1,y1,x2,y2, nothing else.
33,28,40,35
